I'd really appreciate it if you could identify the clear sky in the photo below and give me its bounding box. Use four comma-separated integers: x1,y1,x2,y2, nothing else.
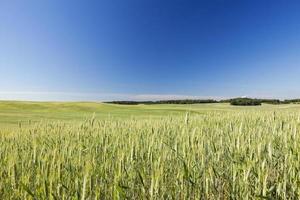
1,0,300,101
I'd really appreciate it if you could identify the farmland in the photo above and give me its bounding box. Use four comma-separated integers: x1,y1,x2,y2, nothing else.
1,101,300,199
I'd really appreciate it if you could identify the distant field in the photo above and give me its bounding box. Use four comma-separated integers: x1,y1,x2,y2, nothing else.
1,101,300,128
1,101,300,199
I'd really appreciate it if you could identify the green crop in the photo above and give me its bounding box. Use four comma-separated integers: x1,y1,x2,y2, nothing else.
1,105,300,199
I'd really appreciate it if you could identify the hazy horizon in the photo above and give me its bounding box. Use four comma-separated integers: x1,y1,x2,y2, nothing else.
0,91,299,102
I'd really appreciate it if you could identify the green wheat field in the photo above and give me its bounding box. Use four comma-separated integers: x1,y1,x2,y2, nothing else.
1,101,300,199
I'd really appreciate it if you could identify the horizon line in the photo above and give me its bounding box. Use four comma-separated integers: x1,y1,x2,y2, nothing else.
0,91,297,102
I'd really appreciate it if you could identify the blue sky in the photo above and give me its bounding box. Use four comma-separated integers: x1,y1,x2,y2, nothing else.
1,0,300,101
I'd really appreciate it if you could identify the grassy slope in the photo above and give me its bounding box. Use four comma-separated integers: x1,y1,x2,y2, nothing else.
1,101,300,128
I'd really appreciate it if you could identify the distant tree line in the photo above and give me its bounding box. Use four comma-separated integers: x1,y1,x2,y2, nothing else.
283,99,300,104
220,98,282,106
105,98,300,106
107,99,217,105
229,98,262,106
